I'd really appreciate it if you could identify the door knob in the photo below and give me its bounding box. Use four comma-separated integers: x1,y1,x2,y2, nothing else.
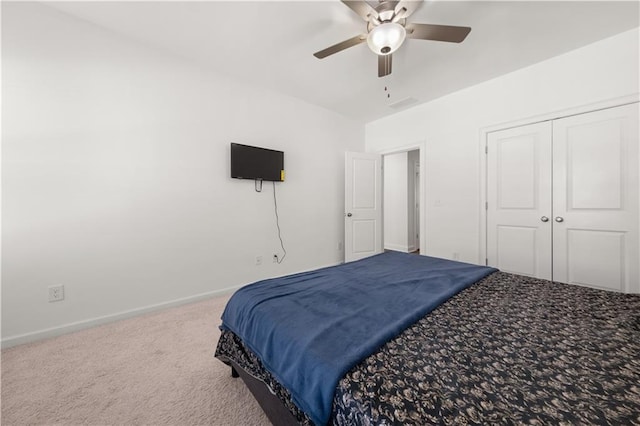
346,213,353,217
541,216,549,222
555,216,564,223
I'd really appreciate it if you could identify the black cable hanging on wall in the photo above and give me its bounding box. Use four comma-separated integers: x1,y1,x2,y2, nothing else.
273,181,287,264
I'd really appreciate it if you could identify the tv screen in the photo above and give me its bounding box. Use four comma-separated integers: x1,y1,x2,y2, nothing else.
230,143,284,182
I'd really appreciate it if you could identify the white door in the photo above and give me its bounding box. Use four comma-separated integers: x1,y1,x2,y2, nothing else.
345,152,383,262
487,103,639,293
487,121,553,279
414,162,420,252
552,103,639,292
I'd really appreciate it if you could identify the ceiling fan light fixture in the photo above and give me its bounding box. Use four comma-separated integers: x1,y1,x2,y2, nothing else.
367,22,406,55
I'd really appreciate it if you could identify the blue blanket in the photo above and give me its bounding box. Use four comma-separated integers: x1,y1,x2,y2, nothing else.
220,251,497,425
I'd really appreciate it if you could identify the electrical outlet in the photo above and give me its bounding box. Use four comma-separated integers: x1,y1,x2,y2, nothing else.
255,256,263,266
48,285,64,302
337,242,343,251
453,252,460,261
273,254,279,263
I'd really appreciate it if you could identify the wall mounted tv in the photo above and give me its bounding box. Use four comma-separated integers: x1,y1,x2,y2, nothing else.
230,143,284,182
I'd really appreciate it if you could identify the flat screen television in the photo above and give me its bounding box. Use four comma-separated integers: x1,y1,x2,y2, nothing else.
230,143,284,182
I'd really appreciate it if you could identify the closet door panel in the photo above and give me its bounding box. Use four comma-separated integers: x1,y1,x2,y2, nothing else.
487,122,552,279
566,230,625,289
496,226,538,276
553,103,639,292
566,119,623,209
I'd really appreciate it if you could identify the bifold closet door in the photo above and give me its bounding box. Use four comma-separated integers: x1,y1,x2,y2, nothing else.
486,121,553,280
552,103,639,293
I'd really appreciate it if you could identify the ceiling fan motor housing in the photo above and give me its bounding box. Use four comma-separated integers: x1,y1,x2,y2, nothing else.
366,2,407,55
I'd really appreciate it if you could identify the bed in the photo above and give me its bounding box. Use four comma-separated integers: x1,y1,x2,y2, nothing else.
215,251,640,425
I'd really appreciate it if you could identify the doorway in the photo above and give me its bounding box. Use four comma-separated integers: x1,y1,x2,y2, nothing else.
383,149,420,253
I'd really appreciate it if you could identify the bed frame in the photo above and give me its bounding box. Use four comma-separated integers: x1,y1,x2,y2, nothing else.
228,361,299,426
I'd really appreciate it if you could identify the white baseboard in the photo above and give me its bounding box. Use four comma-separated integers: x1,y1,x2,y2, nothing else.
384,244,410,253
1,260,346,349
1,285,242,349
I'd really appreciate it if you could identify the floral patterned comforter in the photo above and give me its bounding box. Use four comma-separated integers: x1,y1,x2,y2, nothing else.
215,271,640,425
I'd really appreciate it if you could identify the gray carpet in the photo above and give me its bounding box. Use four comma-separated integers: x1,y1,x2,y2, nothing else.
1,294,270,425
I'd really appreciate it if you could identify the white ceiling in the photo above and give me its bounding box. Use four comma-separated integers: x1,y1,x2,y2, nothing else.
46,1,639,123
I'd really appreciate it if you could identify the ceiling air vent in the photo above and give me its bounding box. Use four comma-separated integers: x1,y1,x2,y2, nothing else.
388,96,418,110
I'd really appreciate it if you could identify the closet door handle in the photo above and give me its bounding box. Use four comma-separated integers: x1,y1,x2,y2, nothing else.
540,216,549,222
555,216,564,223
346,213,353,217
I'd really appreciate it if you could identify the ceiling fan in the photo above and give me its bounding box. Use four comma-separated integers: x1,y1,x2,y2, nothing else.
313,0,471,77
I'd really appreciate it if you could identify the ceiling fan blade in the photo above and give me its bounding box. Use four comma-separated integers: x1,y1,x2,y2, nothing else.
405,23,471,43
393,0,422,20
341,0,378,21
378,54,392,77
313,35,367,59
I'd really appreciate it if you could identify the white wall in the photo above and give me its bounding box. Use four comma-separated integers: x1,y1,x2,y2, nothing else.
366,28,639,264
1,3,363,345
